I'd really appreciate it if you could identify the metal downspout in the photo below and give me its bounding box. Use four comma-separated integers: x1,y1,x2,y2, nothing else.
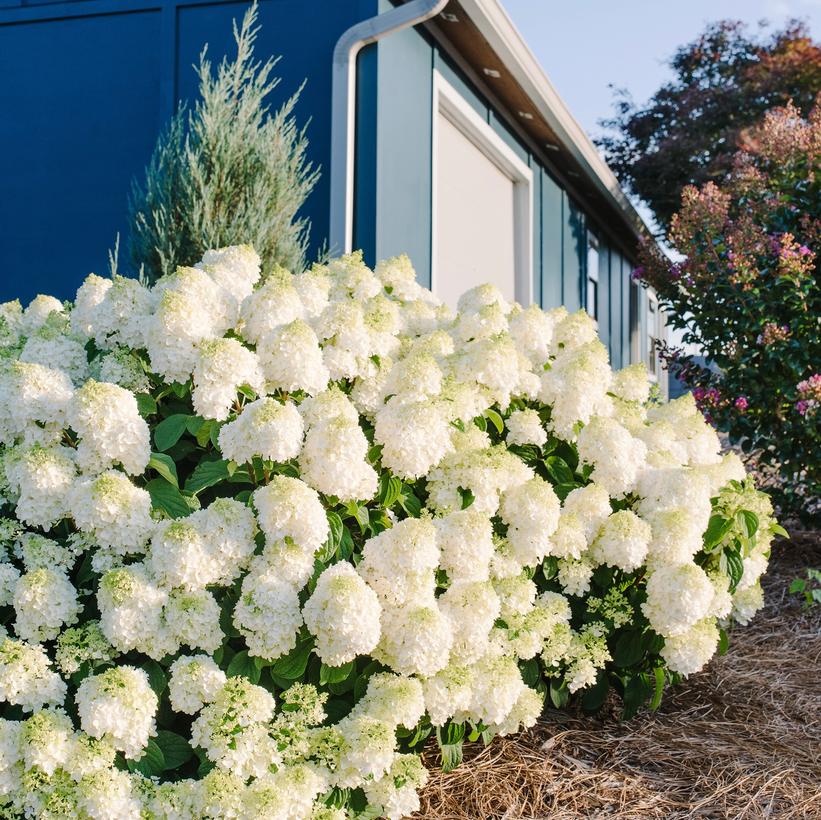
329,0,449,255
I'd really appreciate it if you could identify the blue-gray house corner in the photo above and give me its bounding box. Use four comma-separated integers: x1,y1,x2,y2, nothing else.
0,0,667,392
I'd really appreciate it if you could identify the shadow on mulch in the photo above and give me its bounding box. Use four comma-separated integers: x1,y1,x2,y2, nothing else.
416,533,821,820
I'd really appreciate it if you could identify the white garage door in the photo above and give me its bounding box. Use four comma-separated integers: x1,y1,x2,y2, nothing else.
432,73,533,311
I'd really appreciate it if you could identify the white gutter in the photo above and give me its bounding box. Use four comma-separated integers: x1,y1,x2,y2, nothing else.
329,0,449,255
458,0,651,239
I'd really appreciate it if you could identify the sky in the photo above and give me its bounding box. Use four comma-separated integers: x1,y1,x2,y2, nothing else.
501,0,821,142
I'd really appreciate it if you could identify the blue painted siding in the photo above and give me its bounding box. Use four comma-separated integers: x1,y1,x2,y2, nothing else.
0,6,162,303
0,0,377,303
541,172,563,309
597,240,611,359
562,195,585,312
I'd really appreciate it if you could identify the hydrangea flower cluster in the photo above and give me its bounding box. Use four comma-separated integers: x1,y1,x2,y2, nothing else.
0,246,779,818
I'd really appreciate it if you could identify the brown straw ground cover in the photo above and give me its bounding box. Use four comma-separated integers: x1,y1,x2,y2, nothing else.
417,533,821,819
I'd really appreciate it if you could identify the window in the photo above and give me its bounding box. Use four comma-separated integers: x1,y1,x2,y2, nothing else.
586,232,599,322
432,72,533,309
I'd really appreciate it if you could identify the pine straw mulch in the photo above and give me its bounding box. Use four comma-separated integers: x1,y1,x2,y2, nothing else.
416,532,821,820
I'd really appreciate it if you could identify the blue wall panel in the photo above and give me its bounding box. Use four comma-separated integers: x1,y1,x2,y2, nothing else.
0,7,162,303
540,171,562,309
597,240,611,360
562,194,585,312
622,254,632,366
0,0,377,304
608,248,622,369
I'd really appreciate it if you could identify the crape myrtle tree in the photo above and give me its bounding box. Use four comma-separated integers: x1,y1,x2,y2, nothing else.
636,97,821,523
599,19,821,230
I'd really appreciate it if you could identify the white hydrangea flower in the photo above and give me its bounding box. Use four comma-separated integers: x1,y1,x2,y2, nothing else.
168,655,228,715
293,267,332,318
355,673,426,730
233,569,302,661
257,318,329,396
164,587,223,654
19,707,73,776
589,510,652,572
374,254,429,302
0,636,66,711
375,602,452,677
13,567,80,643
254,475,329,553
357,518,439,607
421,662,475,727
71,274,112,338
539,339,611,439
96,347,152,395
557,557,595,596
21,294,65,334
303,563,382,667
505,408,547,447
82,275,155,352
299,415,378,501
438,581,500,664
145,266,234,382
643,507,705,566
660,618,720,676
54,621,116,676
731,583,765,625
4,444,76,528
333,713,396,787
466,652,526,727
611,363,651,404
218,397,303,464
426,443,533,516
642,563,715,637
499,476,561,566
148,517,218,591
76,667,157,759
240,270,304,344
0,563,19,607
0,360,74,446
363,753,429,820
576,416,648,497
562,483,613,540
191,678,277,778
68,470,154,554
77,768,142,820
375,396,455,480
434,508,495,583
20,322,89,386
191,337,264,421
508,303,554,366
198,244,261,306
243,764,328,820
98,565,175,660
491,685,544,736
69,380,150,475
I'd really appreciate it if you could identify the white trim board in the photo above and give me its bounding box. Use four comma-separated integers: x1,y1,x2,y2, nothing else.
431,70,534,306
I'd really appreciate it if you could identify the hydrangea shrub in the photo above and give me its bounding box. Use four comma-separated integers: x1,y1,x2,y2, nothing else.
636,96,821,522
0,248,779,818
